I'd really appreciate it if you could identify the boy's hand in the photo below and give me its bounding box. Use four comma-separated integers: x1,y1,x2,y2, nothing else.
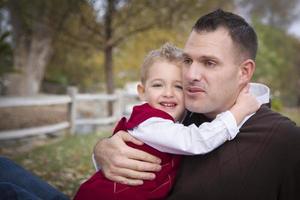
230,84,261,125
93,131,162,186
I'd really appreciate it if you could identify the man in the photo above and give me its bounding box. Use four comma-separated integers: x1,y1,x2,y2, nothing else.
94,9,300,199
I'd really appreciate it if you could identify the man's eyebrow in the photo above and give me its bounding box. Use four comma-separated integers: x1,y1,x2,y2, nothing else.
201,55,219,61
182,53,190,58
182,53,220,61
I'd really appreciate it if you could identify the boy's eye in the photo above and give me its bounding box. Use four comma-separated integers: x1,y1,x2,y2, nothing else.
152,83,162,87
175,85,183,90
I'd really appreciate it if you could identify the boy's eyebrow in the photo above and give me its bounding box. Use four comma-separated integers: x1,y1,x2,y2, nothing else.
174,80,183,84
149,78,163,82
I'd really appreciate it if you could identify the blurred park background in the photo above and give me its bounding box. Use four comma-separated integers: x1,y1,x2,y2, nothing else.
0,0,300,198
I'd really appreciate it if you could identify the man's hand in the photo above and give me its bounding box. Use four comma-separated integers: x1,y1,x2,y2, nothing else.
93,131,162,186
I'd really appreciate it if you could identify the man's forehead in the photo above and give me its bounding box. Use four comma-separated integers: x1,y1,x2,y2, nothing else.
183,29,236,58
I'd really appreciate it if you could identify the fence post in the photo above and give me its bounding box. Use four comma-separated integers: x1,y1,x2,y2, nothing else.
67,86,78,135
115,89,124,119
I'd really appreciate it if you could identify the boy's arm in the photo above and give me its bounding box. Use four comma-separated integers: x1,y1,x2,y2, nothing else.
129,111,238,155
230,84,261,125
130,85,260,155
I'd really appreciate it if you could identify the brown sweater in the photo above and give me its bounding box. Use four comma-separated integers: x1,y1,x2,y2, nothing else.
167,105,300,200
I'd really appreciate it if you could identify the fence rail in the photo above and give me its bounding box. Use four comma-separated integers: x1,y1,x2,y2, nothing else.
0,86,138,140
0,122,70,140
0,95,71,107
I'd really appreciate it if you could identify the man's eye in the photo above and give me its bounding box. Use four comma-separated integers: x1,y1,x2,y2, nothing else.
204,60,216,67
183,58,193,65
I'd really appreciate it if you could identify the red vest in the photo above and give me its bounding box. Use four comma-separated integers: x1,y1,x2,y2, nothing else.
74,103,181,200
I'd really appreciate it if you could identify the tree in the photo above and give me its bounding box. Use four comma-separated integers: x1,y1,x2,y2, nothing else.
253,20,300,106
3,0,83,96
239,0,299,29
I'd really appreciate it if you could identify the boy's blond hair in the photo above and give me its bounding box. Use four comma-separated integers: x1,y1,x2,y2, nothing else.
140,43,183,84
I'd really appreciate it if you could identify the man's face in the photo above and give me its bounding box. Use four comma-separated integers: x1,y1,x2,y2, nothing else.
182,28,244,118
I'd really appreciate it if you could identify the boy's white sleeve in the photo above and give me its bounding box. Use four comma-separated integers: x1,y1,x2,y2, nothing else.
129,111,238,155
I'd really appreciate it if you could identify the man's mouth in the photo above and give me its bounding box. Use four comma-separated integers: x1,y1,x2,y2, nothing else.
186,86,205,93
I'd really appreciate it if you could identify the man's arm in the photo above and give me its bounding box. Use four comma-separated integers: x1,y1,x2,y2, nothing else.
93,131,162,186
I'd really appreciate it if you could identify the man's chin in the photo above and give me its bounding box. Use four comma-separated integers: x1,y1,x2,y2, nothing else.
185,103,206,113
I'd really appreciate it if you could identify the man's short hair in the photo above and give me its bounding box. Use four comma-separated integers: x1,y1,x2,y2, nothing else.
193,9,258,61
141,43,183,84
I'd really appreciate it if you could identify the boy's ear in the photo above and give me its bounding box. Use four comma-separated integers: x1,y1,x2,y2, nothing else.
137,83,146,101
238,59,255,86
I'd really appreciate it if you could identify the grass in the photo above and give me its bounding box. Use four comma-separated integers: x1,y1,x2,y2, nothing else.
5,108,299,199
10,131,111,198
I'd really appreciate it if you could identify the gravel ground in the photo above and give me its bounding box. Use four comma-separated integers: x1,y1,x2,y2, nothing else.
0,105,68,131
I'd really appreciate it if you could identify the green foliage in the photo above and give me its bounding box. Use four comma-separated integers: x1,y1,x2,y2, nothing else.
114,28,188,87
253,20,300,106
46,45,104,91
45,2,105,91
271,97,283,112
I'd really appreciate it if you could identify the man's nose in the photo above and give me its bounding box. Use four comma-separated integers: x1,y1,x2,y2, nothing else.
184,63,202,82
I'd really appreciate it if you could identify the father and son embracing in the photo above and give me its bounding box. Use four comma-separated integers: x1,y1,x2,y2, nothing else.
0,9,299,200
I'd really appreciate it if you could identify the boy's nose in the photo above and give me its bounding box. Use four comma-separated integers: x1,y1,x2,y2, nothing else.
163,86,174,97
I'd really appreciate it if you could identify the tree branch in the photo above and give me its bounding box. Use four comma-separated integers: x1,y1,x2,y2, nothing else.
112,23,155,47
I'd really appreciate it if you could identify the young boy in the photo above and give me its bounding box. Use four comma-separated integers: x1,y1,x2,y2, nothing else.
74,43,260,200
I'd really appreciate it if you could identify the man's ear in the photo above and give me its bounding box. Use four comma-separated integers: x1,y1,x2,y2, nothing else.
238,59,255,85
137,83,146,101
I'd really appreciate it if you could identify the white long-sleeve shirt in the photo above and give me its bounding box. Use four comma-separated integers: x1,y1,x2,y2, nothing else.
129,82,270,155
128,111,238,155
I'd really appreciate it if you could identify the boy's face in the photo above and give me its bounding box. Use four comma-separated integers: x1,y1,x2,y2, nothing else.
138,61,185,121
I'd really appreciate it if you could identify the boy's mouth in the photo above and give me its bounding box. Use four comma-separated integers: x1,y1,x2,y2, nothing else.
160,102,177,108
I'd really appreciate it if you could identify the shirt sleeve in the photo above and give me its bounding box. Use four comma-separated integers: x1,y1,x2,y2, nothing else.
92,153,100,171
128,111,239,155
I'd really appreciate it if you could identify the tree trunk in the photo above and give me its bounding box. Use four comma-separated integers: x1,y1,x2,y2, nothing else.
104,0,116,116
5,0,53,96
4,35,53,96
297,79,300,107
104,45,114,115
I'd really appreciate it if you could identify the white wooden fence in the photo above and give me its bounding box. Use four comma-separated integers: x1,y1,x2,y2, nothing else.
0,86,139,140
